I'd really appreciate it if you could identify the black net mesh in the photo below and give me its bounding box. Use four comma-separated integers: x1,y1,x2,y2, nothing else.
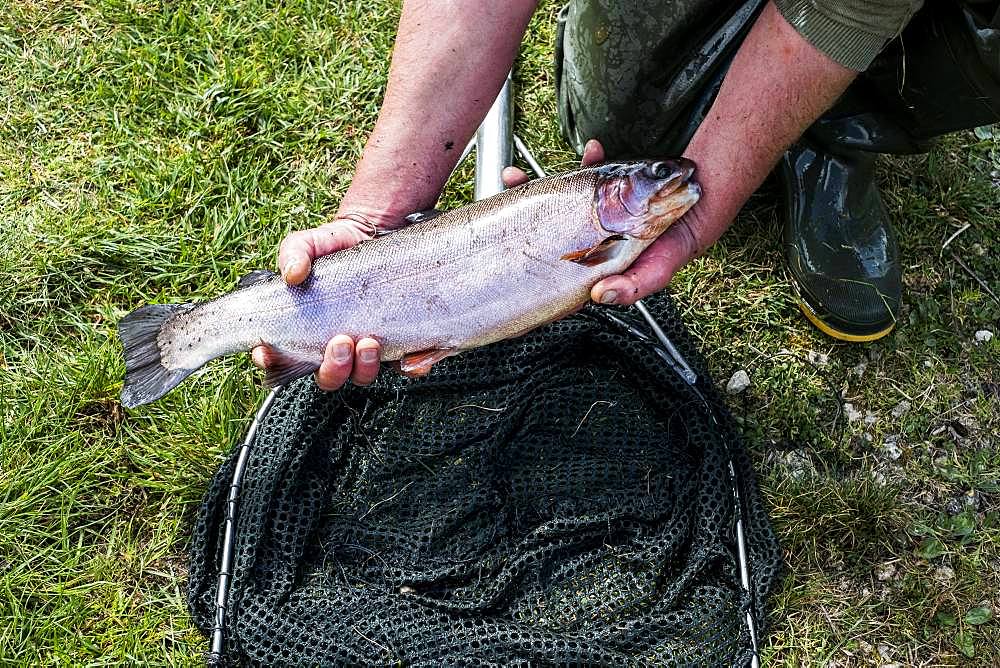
187,293,782,666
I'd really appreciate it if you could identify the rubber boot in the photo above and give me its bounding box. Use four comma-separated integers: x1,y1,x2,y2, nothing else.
781,143,901,341
784,1,1000,341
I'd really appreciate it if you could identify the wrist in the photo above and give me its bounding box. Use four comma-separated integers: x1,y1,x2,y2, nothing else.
331,201,414,233
337,162,446,230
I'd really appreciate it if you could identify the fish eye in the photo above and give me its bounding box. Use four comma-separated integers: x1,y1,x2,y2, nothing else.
646,161,672,179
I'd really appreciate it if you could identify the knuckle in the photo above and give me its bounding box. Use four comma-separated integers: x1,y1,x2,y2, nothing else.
281,230,305,250
316,369,344,391
352,375,374,387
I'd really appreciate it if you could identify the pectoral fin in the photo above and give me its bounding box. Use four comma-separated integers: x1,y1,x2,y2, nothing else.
399,348,456,377
560,235,626,267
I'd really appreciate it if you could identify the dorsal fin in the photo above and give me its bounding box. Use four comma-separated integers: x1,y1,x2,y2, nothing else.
237,270,279,289
403,208,444,225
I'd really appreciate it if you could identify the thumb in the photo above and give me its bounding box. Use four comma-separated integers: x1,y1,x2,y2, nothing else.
278,219,374,285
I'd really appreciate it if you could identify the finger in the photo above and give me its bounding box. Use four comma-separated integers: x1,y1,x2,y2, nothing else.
315,335,355,391
591,222,696,305
351,337,381,386
581,139,605,167
502,166,530,188
278,224,370,286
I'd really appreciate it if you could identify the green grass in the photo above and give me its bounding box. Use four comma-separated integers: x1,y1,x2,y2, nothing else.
1,0,997,664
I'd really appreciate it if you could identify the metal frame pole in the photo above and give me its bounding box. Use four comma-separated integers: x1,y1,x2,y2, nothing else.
474,72,513,200
209,386,284,664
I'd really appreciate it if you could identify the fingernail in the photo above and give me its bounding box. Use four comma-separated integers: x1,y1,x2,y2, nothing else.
333,343,352,362
282,260,299,278
359,348,378,363
600,290,618,305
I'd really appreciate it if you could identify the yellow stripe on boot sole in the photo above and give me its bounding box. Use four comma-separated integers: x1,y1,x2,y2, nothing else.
797,299,895,343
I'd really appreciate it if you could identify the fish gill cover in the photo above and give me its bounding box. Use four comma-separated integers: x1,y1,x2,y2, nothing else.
187,292,782,665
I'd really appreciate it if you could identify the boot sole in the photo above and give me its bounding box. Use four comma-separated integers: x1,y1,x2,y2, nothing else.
796,297,895,342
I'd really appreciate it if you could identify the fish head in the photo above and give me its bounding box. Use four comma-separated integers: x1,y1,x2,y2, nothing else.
594,160,701,239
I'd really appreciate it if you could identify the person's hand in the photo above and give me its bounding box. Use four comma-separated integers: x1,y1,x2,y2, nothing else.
503,138,705,307
589,202,706,307
251,209,411,390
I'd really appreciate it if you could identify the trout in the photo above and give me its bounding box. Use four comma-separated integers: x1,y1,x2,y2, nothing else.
119,160,700,407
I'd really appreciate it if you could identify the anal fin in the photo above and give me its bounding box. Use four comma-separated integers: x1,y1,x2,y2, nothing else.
560,235,626,266
399,348,456,378
262,349,321,388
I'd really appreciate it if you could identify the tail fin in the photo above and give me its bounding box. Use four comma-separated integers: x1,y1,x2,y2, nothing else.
118,303,196,408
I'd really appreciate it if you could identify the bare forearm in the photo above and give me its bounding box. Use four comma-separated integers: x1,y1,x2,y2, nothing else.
680,1,856,252
341,0,538,223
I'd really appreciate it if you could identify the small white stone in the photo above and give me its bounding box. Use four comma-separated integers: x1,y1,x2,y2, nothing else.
891,400,911,419
876,562,897,581
807,350,830,366
776,449,814,480
844,402,863,423
851,361,868,378
974,329,994,344
726,369,751,394
933,565,955,582
923,360,934,368
883,443,902,461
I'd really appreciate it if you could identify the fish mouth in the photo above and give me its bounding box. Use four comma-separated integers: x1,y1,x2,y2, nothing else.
649,180,701,217
646,159,700,219
624,158,701,238
612,159,695,217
